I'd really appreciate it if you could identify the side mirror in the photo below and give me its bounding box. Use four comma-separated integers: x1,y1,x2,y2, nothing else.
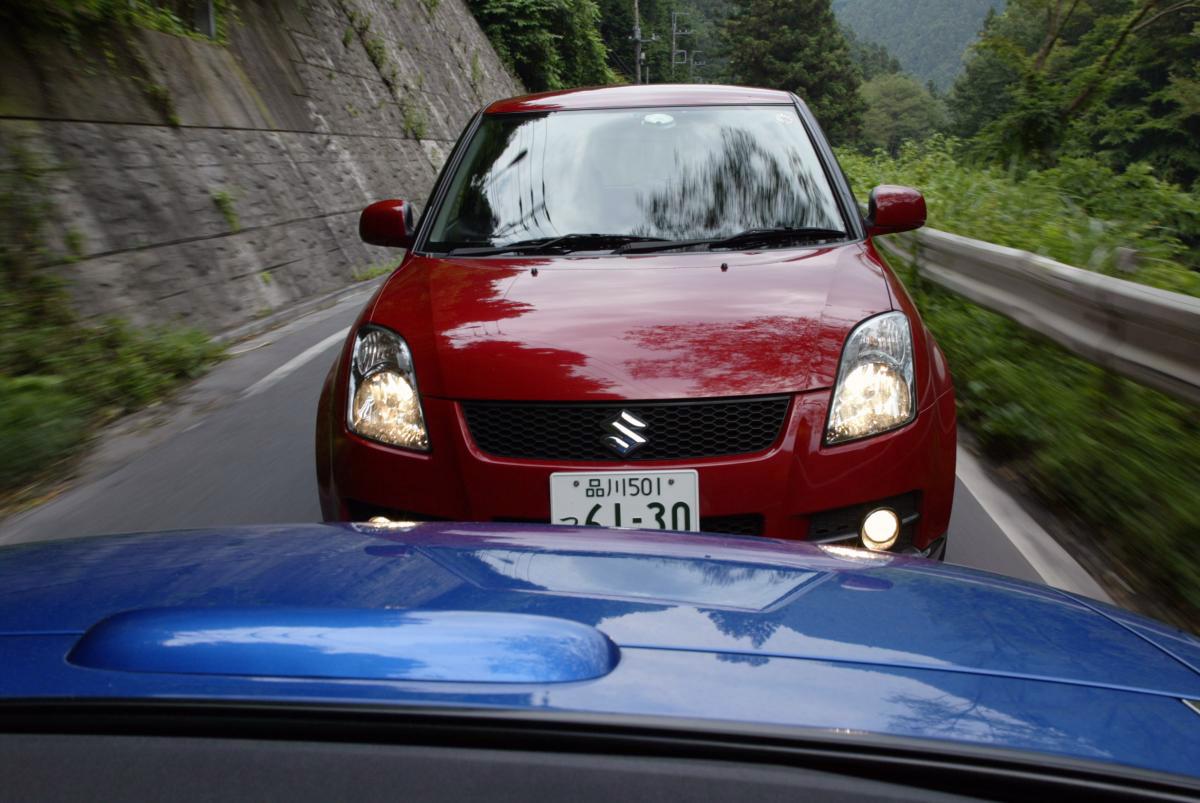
360,199,415,248
865,185,926,237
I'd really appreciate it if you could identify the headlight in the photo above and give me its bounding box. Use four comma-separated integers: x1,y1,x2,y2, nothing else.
825,312,915,445
347,326,429,450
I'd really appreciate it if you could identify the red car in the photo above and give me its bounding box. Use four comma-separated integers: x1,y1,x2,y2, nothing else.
316,84,956,557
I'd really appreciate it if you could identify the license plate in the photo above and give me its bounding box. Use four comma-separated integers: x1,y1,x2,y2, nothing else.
549,470,700,532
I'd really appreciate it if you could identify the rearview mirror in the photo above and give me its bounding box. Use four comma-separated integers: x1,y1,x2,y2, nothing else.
865,186,926,237
360,199,415,248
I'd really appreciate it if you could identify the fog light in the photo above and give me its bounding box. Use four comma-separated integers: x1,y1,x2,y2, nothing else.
861,508,900,551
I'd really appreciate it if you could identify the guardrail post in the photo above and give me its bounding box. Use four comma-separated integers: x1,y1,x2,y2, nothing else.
911,232,925,294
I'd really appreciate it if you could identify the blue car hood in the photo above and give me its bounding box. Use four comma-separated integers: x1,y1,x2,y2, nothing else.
1,523,1199,778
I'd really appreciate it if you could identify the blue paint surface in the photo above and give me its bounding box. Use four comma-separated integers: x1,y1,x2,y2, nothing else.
68,607,618,683
1,522,1199,779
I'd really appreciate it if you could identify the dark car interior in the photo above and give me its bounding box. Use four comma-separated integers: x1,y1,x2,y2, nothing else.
2,702,1194,802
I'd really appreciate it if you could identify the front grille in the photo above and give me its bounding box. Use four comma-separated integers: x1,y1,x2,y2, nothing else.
700,514,765,537
462,396,791,461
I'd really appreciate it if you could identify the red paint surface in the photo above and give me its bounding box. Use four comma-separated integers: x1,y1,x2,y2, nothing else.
485,84,793,115
317,242,957,548
368,247,893,401
866,186,926,237
359,199,414,248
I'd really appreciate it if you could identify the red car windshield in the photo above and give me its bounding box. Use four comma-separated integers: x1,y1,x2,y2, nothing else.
424,105,846,253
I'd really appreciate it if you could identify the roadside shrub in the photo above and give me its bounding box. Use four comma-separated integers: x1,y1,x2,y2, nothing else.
0,377,88,489
837,137,1200,295
898,258,1200,620
1,0,239,43
1,145,223,498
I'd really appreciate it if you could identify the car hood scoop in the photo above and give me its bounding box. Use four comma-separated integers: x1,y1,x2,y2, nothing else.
68,607,618,683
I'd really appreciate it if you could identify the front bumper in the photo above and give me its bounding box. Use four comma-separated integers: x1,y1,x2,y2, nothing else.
321,387,956,551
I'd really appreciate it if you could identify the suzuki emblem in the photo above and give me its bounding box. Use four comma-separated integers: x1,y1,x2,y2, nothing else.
603,410,649,456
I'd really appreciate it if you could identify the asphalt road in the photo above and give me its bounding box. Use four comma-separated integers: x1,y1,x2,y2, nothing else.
0,283,1106,600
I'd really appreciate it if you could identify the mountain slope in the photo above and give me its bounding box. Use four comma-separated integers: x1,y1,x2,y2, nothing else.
832,0,1002,89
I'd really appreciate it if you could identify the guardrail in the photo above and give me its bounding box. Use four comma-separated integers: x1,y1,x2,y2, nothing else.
874,227,1200,406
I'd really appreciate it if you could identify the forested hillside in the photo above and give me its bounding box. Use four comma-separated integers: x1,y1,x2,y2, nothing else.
832,0,1002,88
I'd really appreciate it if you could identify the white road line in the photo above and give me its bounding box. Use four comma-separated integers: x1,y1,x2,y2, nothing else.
243,328,348,398
955,446,1113,603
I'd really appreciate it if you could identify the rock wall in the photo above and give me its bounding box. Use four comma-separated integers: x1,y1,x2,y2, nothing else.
0,0,522,332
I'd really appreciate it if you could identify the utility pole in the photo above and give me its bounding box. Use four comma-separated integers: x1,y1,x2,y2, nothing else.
632,0,642,84
630,0,658,84
670,11,691,81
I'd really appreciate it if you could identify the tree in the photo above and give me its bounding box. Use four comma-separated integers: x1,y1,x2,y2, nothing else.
842,24,902,79
860,73,948,154
466,0,617,91
555,0,616,87
949,0,1200,184
723,0,866,143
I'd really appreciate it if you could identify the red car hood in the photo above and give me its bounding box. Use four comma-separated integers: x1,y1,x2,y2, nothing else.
369,244,893,400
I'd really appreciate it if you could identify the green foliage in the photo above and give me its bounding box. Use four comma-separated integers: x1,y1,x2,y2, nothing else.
859,73,947,155
466,0,617,90
892,260,1200,618
840,137,1200,621
470,51,483,91
347,6,371,34
592,0,711,83
553,0,614,87
142,81,180,127
364,37,389,73
724,0,865,144
1,146,222,494
0,377,88,490
841,23,901,80
210,190,239,232
351,263,397,282
832,0,1002,89
1,0,238,43
947,6,1027,140
838,137,1200,290
64,229,85,260
420,0,441,13
949,0,1200,186
338,1,398,91
401,99,427,139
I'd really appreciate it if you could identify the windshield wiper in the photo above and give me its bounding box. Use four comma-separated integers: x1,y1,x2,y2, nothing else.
615,227,848,254
447,234,669,256
707,227,847,250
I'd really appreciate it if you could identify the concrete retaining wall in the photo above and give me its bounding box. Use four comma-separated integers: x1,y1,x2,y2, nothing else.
0,0,521,332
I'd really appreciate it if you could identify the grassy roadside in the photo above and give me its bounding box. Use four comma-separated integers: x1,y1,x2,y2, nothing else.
837,137,1200,298
1,146,222,505
838,141,1200,628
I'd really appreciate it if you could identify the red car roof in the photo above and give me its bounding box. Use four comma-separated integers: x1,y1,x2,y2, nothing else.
484,83,794,114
